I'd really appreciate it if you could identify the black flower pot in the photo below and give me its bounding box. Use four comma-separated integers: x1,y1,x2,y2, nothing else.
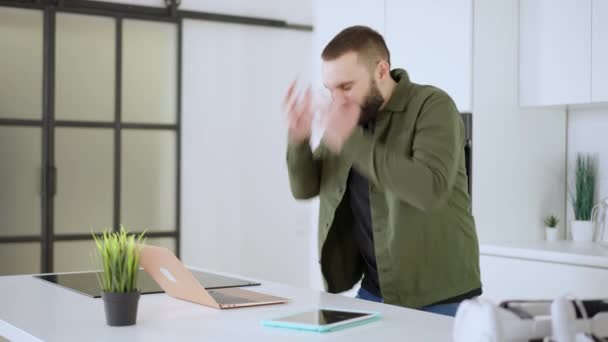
101,290,141,326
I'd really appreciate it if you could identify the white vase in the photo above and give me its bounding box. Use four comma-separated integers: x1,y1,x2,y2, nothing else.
571,220,594,242
545,227,559,242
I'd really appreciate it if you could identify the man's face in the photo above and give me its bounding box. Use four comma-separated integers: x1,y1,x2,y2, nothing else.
322,51,385,124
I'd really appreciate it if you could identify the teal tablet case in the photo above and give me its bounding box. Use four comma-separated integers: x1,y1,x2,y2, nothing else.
261,308,381,333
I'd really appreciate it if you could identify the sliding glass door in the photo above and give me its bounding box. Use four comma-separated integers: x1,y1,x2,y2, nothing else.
0,4,180,275
0,6,45,275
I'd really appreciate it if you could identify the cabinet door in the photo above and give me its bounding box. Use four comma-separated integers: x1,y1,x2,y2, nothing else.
182,20,313,286
592,0,608,102
385,0,473,112
520,0,592,106
481,255,608,302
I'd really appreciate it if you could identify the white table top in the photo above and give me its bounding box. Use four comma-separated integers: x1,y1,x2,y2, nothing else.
0,268,453,341
480,241,608,268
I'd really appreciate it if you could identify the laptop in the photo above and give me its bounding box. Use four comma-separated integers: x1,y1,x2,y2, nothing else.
140,245,289,309
35,269,260,298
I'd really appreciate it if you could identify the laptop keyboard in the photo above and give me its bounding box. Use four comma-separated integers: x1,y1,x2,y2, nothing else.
208,290,256,305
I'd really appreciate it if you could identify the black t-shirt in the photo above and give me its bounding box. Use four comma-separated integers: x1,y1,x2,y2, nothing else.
347,167,382,297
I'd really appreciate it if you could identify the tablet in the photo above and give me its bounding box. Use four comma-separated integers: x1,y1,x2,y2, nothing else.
262,308,381,333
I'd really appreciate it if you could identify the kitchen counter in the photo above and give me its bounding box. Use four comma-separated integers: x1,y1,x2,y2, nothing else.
0,268,453,342
480,240,608,268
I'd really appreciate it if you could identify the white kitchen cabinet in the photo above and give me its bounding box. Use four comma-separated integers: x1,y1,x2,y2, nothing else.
480,241,608,303
385,0,473,112
519,0,592,106
481,255,608,302
592,0,608,102
181,20,313,288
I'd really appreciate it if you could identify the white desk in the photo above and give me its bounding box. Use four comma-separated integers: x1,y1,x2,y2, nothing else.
0,268,453,341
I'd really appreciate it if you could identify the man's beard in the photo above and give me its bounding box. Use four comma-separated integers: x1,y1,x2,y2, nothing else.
359,80,384,125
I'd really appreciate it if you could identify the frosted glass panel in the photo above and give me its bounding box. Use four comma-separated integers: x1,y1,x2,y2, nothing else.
0,127,41,236
54,240,97,273
0,7,43,119
54,238,175,272
122,20,177,124
146,237,175,253
121,130,175,232
55,13,115,121
54,128,113,234
0,243,40,275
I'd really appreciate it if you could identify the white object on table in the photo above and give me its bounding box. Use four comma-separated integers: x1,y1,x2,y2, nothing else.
571,221,595,242
546,227,560,242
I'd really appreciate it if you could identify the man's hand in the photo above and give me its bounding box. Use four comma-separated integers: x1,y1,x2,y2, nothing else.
283,80,313,145
322,99,361,154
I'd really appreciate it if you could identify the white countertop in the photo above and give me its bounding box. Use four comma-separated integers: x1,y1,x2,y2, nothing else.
480,241,608,268
0,268,453,342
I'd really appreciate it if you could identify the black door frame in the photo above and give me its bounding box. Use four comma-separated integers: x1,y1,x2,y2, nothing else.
0,0,312,274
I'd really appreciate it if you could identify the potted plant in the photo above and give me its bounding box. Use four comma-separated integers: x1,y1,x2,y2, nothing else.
93,227,146,326
569,154,596,242
544,215,560,242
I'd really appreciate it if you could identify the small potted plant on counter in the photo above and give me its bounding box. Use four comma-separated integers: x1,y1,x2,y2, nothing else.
569,153,596,242
544,214,560,242
93,226,146,326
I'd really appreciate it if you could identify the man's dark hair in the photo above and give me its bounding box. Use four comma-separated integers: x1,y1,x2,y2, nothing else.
321,25,391,69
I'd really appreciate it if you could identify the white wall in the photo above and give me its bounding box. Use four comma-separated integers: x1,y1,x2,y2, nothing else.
566,105,608,225
472,0,567,242
385,0,473,112
97,0,315,287
180,20,313,287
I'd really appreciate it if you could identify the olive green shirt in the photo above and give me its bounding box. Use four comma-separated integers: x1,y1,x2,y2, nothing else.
286,69,481,308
